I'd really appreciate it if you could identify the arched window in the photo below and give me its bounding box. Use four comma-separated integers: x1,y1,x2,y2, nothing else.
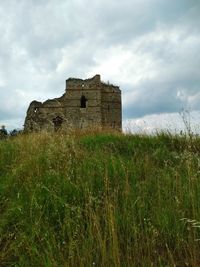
80,95,87,108
52,116,63,132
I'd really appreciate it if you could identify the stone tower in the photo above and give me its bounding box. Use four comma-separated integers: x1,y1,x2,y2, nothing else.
24,74,122,132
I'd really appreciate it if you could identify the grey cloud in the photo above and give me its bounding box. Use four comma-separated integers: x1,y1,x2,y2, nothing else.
123,82,182,119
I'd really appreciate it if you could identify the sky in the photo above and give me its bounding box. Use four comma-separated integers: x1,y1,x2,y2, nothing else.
0,0,200,133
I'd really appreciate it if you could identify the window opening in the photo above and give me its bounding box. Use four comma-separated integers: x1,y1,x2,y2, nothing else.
34,107,38,113
80,95,87,108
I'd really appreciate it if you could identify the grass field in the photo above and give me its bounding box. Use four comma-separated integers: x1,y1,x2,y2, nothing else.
0,131,200,266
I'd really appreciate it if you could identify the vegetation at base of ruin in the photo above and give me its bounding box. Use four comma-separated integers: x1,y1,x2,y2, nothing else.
1,130,200,267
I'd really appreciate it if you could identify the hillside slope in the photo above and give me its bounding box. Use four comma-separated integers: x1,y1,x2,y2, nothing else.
0,132,200,267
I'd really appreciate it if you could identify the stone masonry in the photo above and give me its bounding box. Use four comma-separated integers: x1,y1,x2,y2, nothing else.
24,74,122,132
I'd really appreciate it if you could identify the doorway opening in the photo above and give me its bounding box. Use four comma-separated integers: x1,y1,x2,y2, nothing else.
53,116,63,132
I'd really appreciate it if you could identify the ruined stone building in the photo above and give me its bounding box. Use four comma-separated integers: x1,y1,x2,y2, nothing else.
24,74,122,132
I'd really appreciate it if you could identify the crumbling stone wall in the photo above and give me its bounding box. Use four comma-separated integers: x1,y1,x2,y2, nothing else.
24,75,122,132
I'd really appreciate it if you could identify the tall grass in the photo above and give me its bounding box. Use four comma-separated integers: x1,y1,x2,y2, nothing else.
0,131,200,266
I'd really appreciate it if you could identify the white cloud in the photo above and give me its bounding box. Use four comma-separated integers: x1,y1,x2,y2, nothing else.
123,111,200,134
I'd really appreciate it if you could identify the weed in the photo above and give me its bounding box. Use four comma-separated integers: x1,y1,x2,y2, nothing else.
0,131,200,266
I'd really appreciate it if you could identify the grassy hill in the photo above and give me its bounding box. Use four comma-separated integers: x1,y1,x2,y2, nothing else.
0,131,200,267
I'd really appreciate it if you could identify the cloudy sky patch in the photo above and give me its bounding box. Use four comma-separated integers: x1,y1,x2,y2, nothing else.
0,0,199,131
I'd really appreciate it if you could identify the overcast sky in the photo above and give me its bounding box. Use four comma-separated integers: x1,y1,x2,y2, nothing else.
0,0,200,132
